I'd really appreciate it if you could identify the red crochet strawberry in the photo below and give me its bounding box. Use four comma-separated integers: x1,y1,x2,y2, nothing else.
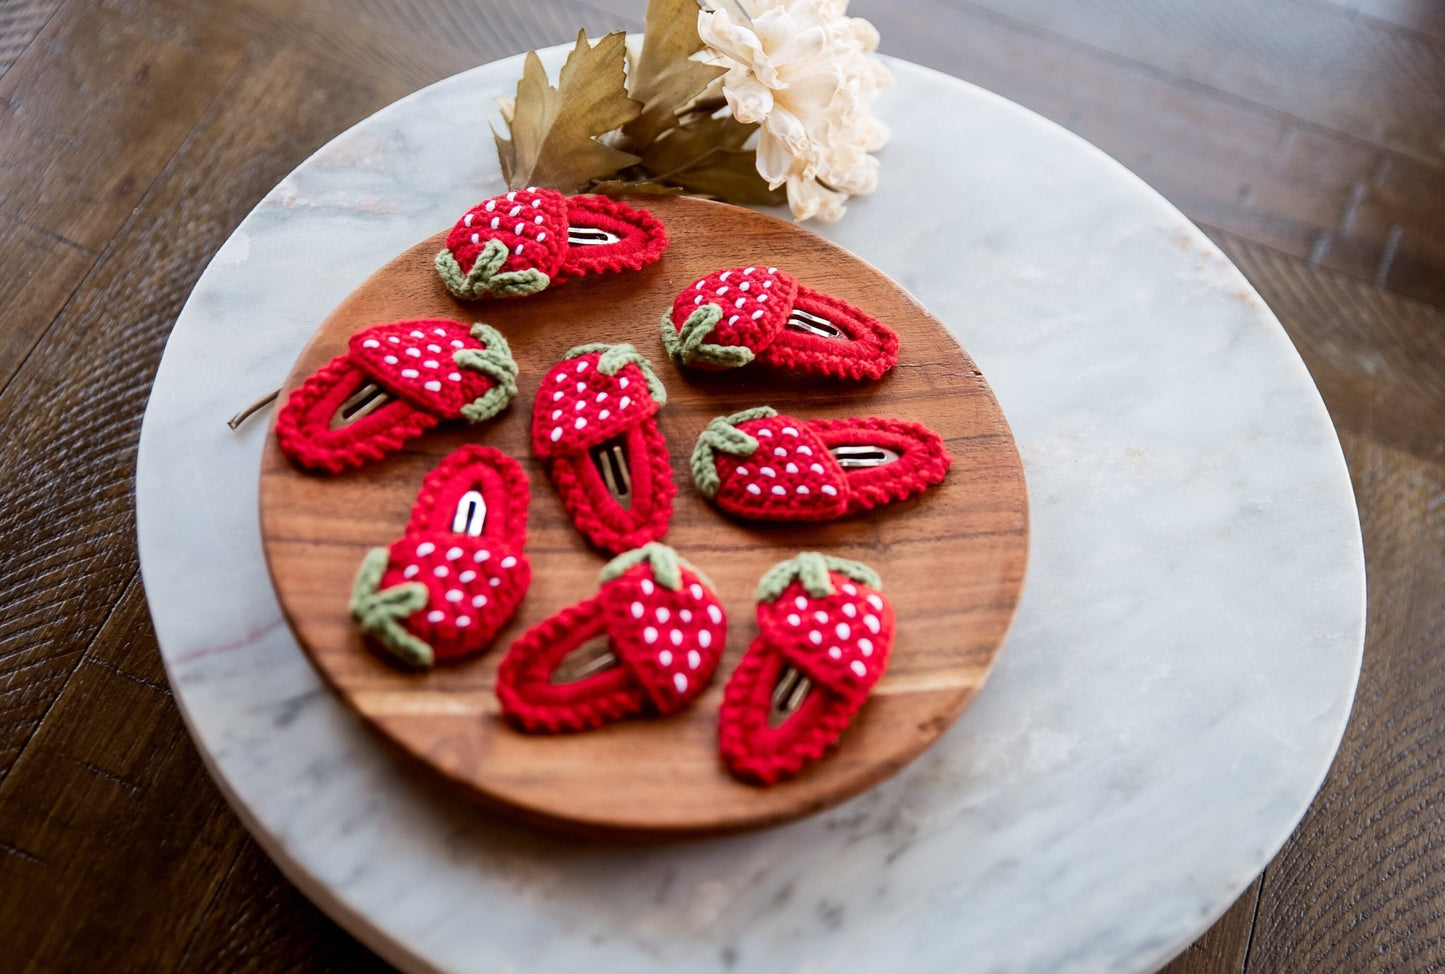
349,446,531,668
719,553,895,785
275,319,518,474
690,407,951,522
435,189,668,300
532,343,675,554
661,266,899,381
496,544,726,733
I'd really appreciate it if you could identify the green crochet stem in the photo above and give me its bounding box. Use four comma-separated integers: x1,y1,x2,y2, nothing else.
350,548,435,668
563,342,668,405
435,238,550,300
599,542,715,593
454,322,520,423
659,304,756,369
689,406,777,498
755,552,882,604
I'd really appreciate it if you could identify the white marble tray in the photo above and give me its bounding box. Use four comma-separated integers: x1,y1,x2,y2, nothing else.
136,48,1365,974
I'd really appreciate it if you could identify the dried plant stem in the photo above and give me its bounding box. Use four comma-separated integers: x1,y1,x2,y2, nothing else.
227,387,280,429
650,146,724,183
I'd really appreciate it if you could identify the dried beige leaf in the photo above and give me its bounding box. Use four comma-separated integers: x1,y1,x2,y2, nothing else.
492,31,643,192
621,0,726,152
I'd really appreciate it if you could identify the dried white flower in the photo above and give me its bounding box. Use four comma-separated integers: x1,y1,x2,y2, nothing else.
697,0,893,222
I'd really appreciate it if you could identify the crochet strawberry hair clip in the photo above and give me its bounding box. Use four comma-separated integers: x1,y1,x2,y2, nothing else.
719,553,894,785
496,543,726,732
275,319,518,474
690,407,951,521
436,188,667,300
532,343,676,555
349,445,532,669
661,266,899,381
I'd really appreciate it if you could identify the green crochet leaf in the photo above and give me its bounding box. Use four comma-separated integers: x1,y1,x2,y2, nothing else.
688,406,776,498
564,342,668,405
349,548,435,668
599,542,714,592
659,304,755,369
455,323,520,423
435,239,550,300
755,552,882,604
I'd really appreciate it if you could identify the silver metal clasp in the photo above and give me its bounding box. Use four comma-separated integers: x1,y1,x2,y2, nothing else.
452,490,487,536
550,637,620,684
567,226,622,247
830,444,901,469
591,438,633,510
330,381,391,429
768,666,813,727
786,309,844,339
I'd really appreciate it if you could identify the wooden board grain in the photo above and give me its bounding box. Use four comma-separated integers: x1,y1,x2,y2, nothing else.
258,195,1029,836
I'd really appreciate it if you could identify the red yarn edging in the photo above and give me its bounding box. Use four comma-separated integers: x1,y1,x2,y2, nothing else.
549,419,675,555
808,417,952,515
555,195,669,283
274,357,441,474
755,284,901,381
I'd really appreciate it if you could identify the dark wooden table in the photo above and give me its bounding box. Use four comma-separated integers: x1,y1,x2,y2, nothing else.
1,0,1440,970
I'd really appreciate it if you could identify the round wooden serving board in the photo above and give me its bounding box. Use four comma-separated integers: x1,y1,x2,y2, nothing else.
260,196,1029,837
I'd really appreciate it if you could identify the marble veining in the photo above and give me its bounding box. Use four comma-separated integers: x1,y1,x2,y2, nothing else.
136,49,1365,974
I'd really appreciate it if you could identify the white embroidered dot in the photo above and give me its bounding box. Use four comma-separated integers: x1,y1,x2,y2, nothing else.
641,579,654,595
596,391,608,402
448,372,462,382
687,649,701,669
406,347,422,358
576,360,589,372
735,298,746,309
403,565,419,579
795,596,808,609
534,214,543,225
442,546,461,561
416,542,435,556
490,217,500,230
384,355,398,365
464,213,474,226
763,279,773,288
717,285,729,295
537,231,546,241
771,485,786,496
459,570,476,583
698,629,711,648
531,198,540,207
506,191,516,200
471,594,488,609
757,429,773,437
599,409,610,420
574,416,587,430
739,281,750,291
858,637,873,656
786,463,799,474
575,400,586,411
707,604,722,625
690,583,704,599
867,594,884,610
619,378,629,388
670,630,683,647
694,294,703,305
760,466,776,477
551,409,561,420
767,266,777,273
553,390,564,402
362,339,380,348
864,614,881,634
445,589,463,603
631,602,644,619
758,293,768,302
500,556,517,569
451,339,465,348
455,615,471,628
737,466,750,476
550,428,563,442
421,359,436,368
751,310,765,320
656,606,670,624
787,613,801,626
798,445,813,456
673,673,689,693
809,630,823,645
556,373,566,383
720,271,731,281
850,660,867,677
843,603,857,618
576,382,586,392
473,550,490,562
744,266,756,274
514,244,524,255
821,485,838,496
509,205,521,217
427,344,441,353
828,646,842,659
746,484,761,495
835,622,852,640
644,626,658,644
434,328,446,336
471,233,480,245
513,221,524,234
811,611,827,624
811,463,825,474
619,396,630,409
659,649,673,666
728,315,738,325
485,201,496,212
773,447,787,457
427,610,445,623
489,577,501,587
843,583,858,595
679,608,692,623
424,380,441,392
410,331,424,338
